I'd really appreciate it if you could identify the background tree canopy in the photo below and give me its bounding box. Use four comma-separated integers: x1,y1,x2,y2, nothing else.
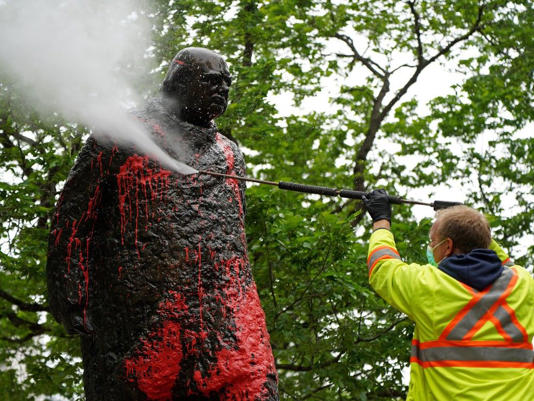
0,0,533,399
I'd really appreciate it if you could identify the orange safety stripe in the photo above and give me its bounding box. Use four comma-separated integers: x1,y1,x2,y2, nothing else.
411,268,532,369
501,302,529,343
462,270,518,340
438,289,485,340
410,358,534,369
367,245,400,276
503,257,515,267
440,268,526,341
413,339,533,350
488,313,514,342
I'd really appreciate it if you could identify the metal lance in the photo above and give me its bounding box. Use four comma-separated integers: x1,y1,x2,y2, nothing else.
198,170,462,210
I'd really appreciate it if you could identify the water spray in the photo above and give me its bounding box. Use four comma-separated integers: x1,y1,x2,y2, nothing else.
198,170,462,210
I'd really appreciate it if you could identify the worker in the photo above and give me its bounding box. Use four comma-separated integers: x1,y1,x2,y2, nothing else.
362,189,534,400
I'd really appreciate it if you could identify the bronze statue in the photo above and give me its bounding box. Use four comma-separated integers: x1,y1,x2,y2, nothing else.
47,47,279,400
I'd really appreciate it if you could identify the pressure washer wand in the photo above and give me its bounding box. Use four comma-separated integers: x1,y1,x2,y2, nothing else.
198,170,462,210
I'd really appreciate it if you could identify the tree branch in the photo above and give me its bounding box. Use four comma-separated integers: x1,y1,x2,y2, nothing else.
9,131,38,147
352,73,391,192
0,288,49,312
0,132,34,178
0,332,44,344
1,310,49,334
334,33,386,79
426,4,486,66
302,383,333,399
346,2,488,204
355,317,408,343
242,2,256,67
277,351,343,371
407,0,425,65
368,388,407,400
274,244,332,320
380,4,485,123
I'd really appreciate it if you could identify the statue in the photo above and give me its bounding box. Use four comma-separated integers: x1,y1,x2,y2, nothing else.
47,47,279,401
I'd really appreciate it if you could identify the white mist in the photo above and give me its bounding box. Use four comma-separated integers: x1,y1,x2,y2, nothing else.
0,0,196,175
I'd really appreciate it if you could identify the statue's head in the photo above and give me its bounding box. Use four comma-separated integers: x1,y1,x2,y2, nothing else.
161,47,231,127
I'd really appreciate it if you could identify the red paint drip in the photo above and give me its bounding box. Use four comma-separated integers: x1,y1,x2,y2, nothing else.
96,152,104,176
79,239,90,327
66,217,83,273
86,184,101,220
125,291,188,401
55,193,64,225
53,228,63,247
117,155,171,258
215,134,244,222
109,145,119,167
197,240,207,341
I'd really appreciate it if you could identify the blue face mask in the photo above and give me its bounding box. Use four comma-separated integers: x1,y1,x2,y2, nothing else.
426,238,447,267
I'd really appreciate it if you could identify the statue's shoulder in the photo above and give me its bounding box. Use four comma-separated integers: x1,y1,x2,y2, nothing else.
214,129,241,150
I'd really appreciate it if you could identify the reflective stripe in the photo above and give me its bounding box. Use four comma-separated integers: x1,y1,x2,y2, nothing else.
493,305,525,342
411,343,534,363
367,246,400,275
413,267,532,369
445,268,517,340
503,258,515,267
411,340,534,368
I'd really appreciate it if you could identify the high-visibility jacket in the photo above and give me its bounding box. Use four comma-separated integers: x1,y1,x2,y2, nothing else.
367,228,534,401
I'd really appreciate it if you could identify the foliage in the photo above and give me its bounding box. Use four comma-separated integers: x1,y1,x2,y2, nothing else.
1,0,533,399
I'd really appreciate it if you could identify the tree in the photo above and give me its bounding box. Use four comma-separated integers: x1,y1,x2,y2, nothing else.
1,0,533,399
0,79,85,400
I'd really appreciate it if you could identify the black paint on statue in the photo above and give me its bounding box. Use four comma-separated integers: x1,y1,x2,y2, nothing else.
46,48,279,401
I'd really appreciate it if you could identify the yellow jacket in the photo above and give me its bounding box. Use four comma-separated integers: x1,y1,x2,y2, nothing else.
368,228,534,400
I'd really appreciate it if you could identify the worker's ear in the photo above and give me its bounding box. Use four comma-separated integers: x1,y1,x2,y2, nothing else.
445,237,454,256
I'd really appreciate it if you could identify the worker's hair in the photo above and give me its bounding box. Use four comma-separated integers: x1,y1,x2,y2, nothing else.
435,205,491,253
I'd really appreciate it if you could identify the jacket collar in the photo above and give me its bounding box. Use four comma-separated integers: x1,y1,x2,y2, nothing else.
438,249,504,291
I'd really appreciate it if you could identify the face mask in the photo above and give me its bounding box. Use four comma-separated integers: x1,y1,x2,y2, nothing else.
426,238,448,267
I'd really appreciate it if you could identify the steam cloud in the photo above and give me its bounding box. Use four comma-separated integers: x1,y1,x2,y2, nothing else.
0,0,197,175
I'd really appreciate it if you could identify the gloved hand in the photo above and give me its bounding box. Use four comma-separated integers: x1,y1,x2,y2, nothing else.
362,189,392,222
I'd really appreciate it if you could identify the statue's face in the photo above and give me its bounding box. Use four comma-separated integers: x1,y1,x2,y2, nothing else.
177,50,231,126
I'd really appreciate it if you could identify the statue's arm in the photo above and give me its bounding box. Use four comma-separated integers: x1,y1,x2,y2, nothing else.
46,137,111,334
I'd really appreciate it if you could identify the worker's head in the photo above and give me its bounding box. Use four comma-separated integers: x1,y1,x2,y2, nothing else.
428,205,491,265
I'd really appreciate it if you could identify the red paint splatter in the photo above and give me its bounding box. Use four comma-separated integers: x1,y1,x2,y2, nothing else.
117,155,171,258
194,284,277,399
125,291,188,401
152,124,166,138
196,240,208,341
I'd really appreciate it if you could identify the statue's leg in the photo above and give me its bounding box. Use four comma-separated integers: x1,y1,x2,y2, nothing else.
216,373,279,401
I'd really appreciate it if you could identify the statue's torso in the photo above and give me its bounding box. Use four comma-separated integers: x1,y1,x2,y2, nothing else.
47,100,278,400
